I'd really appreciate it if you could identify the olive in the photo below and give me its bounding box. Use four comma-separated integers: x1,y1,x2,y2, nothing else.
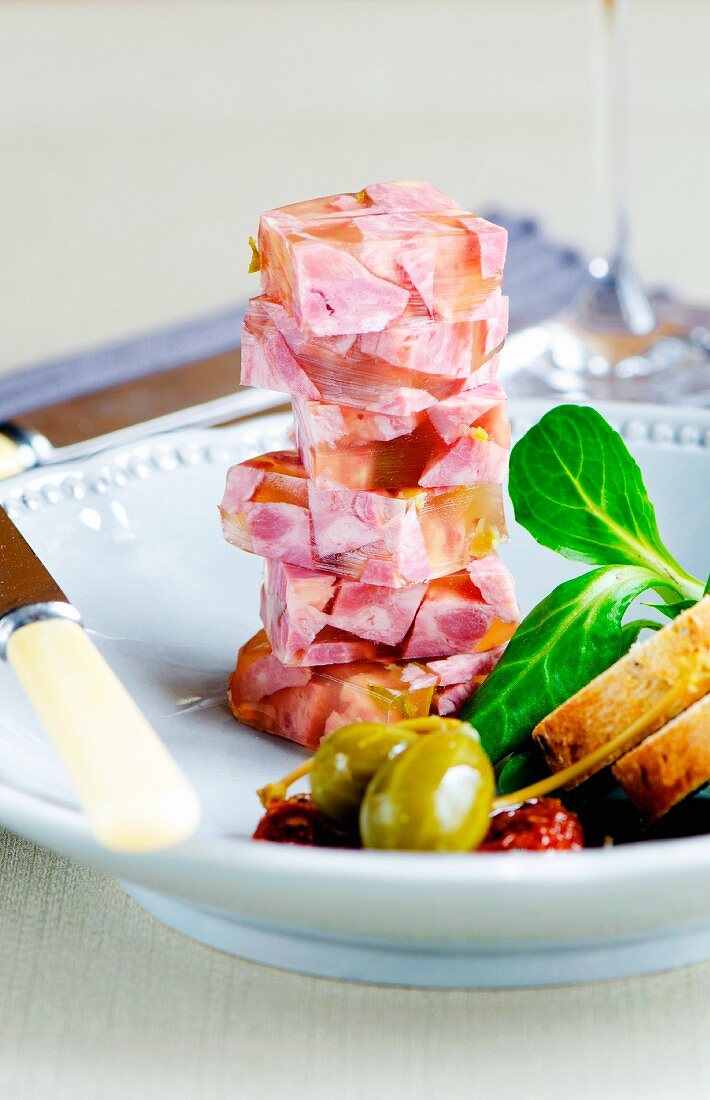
311,722,419,827
359,725,494,851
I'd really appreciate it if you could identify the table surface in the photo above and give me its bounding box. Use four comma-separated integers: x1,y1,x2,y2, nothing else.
2,2,710,1095
1,829,709,1100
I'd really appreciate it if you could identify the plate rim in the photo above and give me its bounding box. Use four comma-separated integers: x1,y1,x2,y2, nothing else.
1,394,709,890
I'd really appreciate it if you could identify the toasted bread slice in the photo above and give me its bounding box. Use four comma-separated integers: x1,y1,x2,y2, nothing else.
533,596,710,786
612,695,710,821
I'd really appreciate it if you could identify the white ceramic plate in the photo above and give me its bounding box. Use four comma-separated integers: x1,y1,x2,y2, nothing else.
1,398,709,988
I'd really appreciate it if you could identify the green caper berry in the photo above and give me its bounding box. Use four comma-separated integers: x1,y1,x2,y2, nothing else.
359,726,494,852
311,722,419,827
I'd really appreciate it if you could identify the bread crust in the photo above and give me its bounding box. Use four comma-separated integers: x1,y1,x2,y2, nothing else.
612,695,710,821
533,597,710,786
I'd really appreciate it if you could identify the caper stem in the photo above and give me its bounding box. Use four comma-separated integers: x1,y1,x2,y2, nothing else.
397,717,471,735
257,758,313,808
492,676,701,811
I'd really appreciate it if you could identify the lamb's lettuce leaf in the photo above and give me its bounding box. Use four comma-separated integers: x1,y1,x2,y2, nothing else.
509,406,703,601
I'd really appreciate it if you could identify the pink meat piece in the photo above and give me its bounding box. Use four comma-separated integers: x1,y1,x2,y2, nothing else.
292,243,410,336
297,402,350,446
260,562,335,655
428,647,506,715
328,577,426,645
239,650,311,703
485,296,509,357
434,682,479,716
403,576,495,659
397,239,437,315
357,213,433,285
399,664,440,691
456,215,509,279
305,639,376,664
419,436,509,488
357,559,402,586
220,464,264,513
425,647,506,686
356,320,470,378
426,382,507,444
467,556,520,622
307,484,397,556
368,414,415,441
361,389,434,416
240,320,320,401
388,502,433,583
246,504,316,569
326,194,363,213
261,588,324,660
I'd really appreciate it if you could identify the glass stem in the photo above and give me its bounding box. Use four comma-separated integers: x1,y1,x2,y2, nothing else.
601,0,628,267
588,0,656,335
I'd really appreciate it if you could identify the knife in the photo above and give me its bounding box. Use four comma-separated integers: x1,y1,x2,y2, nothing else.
0,507,202,852
0,387,288,479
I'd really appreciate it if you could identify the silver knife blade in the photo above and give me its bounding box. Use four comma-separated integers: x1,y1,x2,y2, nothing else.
0,506,69,620
2,388,288,474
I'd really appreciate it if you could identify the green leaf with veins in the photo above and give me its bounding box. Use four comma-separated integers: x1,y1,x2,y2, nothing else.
509,406,703,601
461,566,660,764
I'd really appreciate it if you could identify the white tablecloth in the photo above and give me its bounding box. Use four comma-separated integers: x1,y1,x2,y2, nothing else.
1,828,709,1099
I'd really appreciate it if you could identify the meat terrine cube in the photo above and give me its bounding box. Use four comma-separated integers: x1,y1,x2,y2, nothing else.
228,629,505,748
240,294,508,416
292,383,510,491
260,557,518,665
255,181,507,336
220,450,507,588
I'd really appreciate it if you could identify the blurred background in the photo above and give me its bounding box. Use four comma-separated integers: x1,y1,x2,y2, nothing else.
1,0,708,375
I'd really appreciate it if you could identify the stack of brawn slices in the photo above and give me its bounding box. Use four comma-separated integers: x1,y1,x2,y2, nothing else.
221,181,519,748
535,597,710,822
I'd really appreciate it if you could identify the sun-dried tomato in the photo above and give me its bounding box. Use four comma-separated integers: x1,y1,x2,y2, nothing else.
253,795,359,848
479,798,584,851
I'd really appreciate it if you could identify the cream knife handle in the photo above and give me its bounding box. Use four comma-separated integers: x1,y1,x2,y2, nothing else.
0,431,30,480
6,617,201,852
